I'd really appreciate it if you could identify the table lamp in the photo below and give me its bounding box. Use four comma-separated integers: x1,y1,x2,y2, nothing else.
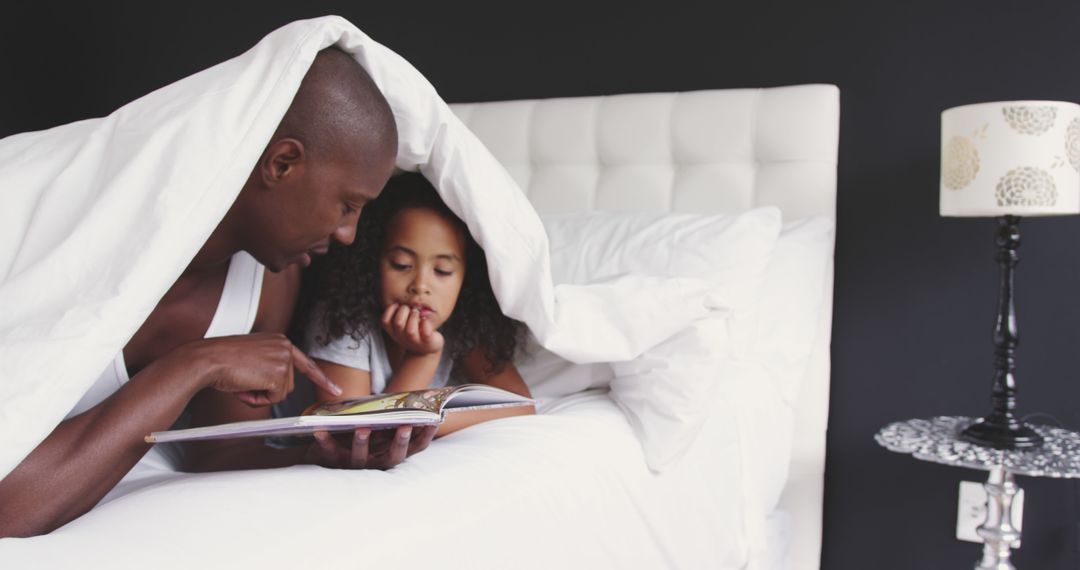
941,100,1080,450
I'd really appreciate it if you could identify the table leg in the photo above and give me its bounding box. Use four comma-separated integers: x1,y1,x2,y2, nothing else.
974,466,1021,570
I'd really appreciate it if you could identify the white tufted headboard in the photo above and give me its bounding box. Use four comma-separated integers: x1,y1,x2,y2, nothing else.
451,84,839,570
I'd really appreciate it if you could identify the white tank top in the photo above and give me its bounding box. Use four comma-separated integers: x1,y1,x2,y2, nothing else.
65,251,265,419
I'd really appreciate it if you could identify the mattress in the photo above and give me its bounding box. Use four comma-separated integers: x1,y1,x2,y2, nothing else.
0,391,753,569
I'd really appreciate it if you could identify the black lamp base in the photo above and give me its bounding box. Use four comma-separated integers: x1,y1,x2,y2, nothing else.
961,215,1044,452
960,416,1043,450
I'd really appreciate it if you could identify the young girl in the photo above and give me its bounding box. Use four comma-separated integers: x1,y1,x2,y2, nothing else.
298,173,533,436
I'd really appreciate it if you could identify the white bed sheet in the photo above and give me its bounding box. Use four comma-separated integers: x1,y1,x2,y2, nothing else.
0,391,752,570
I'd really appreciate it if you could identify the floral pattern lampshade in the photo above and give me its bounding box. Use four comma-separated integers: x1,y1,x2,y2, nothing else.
941,101,1080,217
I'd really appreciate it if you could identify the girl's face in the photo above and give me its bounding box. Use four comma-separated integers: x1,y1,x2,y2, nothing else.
379,207,467,330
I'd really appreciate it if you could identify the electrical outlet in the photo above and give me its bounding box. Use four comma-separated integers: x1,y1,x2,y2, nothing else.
957,480,1023,547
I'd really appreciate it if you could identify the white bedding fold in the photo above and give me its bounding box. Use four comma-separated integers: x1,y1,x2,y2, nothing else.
0,16,722,479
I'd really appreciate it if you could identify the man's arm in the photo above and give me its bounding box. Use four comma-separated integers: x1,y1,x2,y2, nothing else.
0,256,341,539
0,349,203,537
0,334,321,538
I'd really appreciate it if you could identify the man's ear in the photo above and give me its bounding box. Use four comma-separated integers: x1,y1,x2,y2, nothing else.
259,138,306,187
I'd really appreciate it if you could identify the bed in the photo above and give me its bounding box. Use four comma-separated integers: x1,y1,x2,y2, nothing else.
449,86,838,569
0,79,837,569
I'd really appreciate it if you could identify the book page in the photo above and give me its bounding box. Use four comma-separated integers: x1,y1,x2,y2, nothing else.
443,384,534,409
303,386,456,416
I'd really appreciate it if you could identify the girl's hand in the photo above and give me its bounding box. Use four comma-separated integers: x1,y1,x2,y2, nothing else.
381,302,444,356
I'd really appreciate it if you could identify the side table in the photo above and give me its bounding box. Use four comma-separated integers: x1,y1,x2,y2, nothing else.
875,416,1080,570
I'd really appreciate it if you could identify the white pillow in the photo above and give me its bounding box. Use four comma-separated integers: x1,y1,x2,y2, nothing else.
544,207,782,340
612,216,832,484
751,217,834,405
530,207,783,471
728,217,834,514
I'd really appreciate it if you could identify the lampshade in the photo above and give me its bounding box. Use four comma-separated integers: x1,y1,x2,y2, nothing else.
940,100,1080,217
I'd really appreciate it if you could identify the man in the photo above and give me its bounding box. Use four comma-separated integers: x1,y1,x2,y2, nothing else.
0,48,436,538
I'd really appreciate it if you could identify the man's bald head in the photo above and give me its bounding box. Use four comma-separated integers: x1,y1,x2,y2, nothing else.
272,47,397,167
231,47,399,273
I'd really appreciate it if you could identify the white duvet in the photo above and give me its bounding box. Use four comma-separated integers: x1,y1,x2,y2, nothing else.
0,392,752,570
0,16,723,481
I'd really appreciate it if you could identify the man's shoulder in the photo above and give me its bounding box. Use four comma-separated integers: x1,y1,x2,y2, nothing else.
253,264,302,333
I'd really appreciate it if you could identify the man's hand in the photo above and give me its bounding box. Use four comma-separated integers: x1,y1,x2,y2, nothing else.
381,303,443,356
306,425,437,470
180,333,342,406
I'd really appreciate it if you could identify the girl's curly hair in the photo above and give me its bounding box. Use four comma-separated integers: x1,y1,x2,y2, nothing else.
293,173,526,377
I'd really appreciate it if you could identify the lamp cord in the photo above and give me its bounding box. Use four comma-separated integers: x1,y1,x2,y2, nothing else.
1019,412,1064,428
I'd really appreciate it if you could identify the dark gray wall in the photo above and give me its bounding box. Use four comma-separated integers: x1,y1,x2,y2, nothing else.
3,1,1078,567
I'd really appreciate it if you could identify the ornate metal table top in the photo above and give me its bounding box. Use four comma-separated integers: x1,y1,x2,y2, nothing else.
875,416,1080,478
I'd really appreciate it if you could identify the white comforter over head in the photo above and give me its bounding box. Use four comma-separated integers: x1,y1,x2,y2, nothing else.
0,16,721,479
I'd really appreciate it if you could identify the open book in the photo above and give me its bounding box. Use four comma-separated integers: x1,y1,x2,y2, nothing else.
145,384,534,443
